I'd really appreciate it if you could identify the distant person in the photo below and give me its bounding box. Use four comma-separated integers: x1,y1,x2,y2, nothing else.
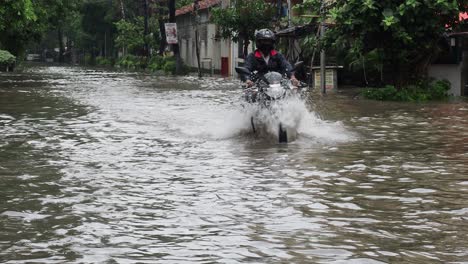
244,29,299,87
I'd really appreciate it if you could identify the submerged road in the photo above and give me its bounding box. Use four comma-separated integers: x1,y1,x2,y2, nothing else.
1,66,468,263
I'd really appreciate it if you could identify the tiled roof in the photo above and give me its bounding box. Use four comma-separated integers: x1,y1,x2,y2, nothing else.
176,0,221,16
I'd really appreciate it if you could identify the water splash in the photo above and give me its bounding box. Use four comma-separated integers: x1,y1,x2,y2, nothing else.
238,96,353,143
175,94,354,143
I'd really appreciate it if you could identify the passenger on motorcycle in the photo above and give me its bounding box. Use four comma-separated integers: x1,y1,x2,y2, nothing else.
243,29,300,88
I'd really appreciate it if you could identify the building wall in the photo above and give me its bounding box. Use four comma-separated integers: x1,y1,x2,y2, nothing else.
462,51,468,96
177,9,224,72
176,6,254,76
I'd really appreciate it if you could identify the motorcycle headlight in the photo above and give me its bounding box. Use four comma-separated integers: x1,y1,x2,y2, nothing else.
265,84,285,98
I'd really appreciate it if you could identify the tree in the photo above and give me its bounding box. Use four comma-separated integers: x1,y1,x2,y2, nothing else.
114,18,145,54
80,1,114,63
168,0,182,74
300,0,467,87
41,0,81,62
211,0,276,58
176,0,193,9
0,0,39,55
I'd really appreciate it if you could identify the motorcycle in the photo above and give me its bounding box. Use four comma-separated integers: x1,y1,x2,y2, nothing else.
235,62,308,143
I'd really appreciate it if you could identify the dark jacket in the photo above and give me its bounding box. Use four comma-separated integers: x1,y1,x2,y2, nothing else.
244,49,293,80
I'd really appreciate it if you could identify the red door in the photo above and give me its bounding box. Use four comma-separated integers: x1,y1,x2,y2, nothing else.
221,57,229,77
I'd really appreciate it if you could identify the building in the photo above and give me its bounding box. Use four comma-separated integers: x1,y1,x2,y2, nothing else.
176,0,250,77
175,0,302,77
428,13,468,96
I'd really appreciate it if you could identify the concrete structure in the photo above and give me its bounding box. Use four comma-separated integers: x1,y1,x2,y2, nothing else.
175,0,304,77
176,0,251,77
429,32,468,96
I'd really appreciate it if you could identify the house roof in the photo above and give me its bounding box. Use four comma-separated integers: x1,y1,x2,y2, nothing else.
276,24,317,38
176,0,221,17
447,32,468,37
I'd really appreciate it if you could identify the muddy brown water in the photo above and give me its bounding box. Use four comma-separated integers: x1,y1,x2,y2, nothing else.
1,66,467,263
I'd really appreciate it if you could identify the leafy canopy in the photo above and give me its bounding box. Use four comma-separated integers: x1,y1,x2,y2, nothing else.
115,18,145,54
0,50,16,64
0,0,38,54
300,0,466,86
211,0,275,56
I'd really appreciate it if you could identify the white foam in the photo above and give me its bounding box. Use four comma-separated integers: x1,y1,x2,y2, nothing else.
172,94,355,144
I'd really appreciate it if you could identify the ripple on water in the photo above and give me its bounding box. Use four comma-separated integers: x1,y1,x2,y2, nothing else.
1,66,468,263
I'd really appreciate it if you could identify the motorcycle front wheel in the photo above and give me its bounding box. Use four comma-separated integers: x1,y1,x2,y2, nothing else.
279,123,288,143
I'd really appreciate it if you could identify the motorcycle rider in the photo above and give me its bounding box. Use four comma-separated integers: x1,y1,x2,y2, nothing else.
244,29,300,87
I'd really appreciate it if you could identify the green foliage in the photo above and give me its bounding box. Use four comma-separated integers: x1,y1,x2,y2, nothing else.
299,0,466,87
148,55,165,71
95,56,113,66
147,55,183,74
426,79,452,100
211,0,276,57
115,18,145,54
115,55,144,69
176,0,194,9
162,60,176,74
0,50,16,65
362,80,451,101
80,1,114,56
114,54,184,74
0,0,39,55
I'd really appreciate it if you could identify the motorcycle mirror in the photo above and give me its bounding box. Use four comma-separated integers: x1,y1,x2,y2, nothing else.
235,67,251,75
293,61,304,71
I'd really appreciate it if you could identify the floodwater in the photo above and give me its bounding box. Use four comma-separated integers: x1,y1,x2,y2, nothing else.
1,66,467,263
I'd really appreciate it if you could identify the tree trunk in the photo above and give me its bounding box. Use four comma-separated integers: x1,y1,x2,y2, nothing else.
243,39,250,59
71,43,77,65
143,0,150,58
66,37,72,63
194,0,202,78
120,0,126,19
195,26,202,78
168,0,182,74
120,0,126,56
158,0,167,55
58,27,65,63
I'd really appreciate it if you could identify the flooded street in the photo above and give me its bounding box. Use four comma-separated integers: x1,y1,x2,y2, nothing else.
1,66,468,263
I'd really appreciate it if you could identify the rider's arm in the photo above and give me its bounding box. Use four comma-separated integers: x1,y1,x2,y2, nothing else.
278,53,293,78
243,53,256,87
278,53,299,86
244,53,256,81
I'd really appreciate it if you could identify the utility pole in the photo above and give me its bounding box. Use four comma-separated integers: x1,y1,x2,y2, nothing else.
157,0,167,56
194,0,202,78
120,0,126,56
320,0,327,94
143,0,150,58
168,0,182,74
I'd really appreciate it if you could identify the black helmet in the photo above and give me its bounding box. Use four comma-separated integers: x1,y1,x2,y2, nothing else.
255,29,276,42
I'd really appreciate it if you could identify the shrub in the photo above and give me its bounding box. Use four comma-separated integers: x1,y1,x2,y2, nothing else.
162,57,176,74
95,56,113,66
362,85,397,101
115,55,144,69
148,55,165,71
361,79,451,101
148,55,185,74
427,79,451,100
0,50,16,65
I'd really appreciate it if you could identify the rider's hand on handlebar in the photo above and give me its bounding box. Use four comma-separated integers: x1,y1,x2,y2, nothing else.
290,76,300,87
245,80,254,88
